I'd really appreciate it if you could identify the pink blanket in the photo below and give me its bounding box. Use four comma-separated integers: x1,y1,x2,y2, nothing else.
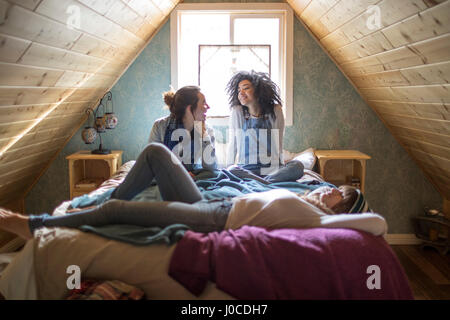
169,226,413,299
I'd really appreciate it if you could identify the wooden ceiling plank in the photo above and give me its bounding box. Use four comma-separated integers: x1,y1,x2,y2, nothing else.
398,134,450,161
352,61,450,87
287,0,313,15
127,0,163,27
360,84,450,104
312,0,379,40
404,145,450,174
381,1,450,48
320,0,431,51
341,33,450,75
77,0,117,16
331,30,394,64
380,111,450,135
0,62,64,87
399,61,450,86
0,0,82,50
30,113,85,132
416,159,450,182
0,147,57,177
0,86,105,107
134,20,157,41
371,100,450,120
0,112,84,141
104,0,146,36
18,42,111,76
328,0,449,61
152,0,177,16
0,87,72,106
430,178,450,200
1,162,47,187
390,84,450,104
7,0,41,11
35,0,144,53
0,33,31,63
0,135,70,164
0,177,33,204
389,124,450,149
300,0,340,27
54,70,115,89
4,126,76,151
351,69,409,87
70,33,133,63
0,101,96,124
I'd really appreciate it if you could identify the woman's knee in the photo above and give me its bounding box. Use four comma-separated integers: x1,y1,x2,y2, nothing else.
142,143,172,161
288,159,304,170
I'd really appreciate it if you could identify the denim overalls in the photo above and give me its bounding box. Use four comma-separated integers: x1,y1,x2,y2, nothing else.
241,108,275,175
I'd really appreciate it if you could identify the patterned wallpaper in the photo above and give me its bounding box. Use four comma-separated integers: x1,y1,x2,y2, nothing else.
26,7,441,233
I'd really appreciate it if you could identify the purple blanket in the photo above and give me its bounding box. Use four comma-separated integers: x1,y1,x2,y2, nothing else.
169,226,413,299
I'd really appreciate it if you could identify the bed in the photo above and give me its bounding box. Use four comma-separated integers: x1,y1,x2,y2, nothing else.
0,150,413,300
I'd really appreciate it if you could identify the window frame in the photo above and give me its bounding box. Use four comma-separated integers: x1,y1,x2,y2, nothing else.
170,2,293,126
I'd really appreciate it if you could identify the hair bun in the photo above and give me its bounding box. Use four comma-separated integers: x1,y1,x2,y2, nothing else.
163,90,176,107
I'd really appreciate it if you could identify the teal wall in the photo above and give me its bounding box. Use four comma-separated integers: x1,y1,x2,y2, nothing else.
26,8,441,233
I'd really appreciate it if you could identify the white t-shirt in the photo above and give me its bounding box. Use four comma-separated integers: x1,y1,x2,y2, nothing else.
225,189,388,236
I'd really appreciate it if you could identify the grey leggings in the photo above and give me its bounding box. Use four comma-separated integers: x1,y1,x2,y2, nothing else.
29,143,232,234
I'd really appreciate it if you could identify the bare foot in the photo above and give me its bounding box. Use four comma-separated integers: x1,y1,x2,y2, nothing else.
0,208,33,240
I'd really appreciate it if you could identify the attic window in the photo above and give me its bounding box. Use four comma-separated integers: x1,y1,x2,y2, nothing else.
170,3,293,125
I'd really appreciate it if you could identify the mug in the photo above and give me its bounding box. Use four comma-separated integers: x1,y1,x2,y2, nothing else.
105,112,118,129
81,126,97,144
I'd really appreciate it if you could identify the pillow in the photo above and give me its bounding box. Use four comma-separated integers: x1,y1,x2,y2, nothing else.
283,148,317,170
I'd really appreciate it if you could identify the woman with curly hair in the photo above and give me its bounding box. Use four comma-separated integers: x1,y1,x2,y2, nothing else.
225,71,303,183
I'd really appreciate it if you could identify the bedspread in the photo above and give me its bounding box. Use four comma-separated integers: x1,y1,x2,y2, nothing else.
169,226,413,300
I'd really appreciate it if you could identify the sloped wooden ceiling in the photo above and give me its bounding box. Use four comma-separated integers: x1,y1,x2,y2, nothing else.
0,0,180,207
288,0,450,201
0,0,448,210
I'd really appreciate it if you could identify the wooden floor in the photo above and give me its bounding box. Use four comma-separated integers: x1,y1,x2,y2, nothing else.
391,245,450,300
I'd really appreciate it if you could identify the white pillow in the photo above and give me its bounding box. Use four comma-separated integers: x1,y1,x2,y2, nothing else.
283,148,316,170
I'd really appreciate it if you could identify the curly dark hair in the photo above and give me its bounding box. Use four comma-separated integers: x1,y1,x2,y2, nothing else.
225,70,282,118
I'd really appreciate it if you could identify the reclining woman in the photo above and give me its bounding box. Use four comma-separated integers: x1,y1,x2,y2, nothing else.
0,143,386,240
226,70,304,184
149,85,217,173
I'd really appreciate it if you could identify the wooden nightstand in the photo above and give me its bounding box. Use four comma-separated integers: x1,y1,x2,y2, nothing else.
314,150,371,193
66,150,123,199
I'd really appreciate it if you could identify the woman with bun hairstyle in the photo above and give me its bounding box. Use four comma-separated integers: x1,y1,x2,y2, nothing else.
149,86,217,172
226,71,304,184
